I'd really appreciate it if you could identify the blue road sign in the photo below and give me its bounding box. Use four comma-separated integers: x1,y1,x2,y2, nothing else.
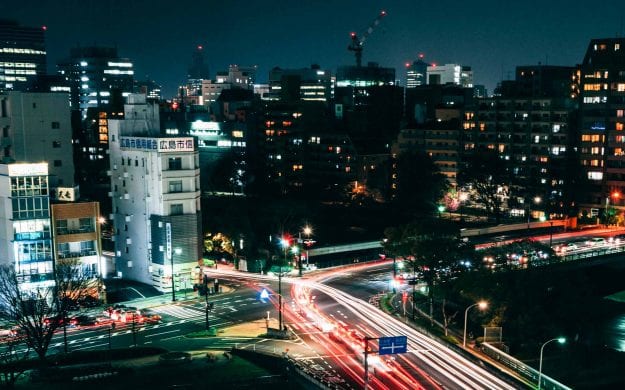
378,336,407,355
259,289,269,300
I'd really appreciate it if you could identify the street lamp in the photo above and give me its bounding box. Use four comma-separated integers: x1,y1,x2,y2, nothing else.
300,225,313,272
605,191,621,227
463,301,488,348
459,192,469,222
278,237,290,331
437,205,445,219
538,337,566,390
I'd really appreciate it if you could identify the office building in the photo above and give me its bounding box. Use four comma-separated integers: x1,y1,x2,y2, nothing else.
427,64,473,87
0,91,75,190
0,20,46,91
108,95,202,291
405,55,429,88
0,163,54,291
267,65,334,102
57,46,134,118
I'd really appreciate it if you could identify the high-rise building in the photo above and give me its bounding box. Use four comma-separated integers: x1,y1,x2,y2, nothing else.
405,55,429,88
0,163,54,291
0,91,75,190
467,65,576,217
267,65,334,102
187,45,210,80
577,38,625,212
0,20,47,91
57,47,134,119
427,64,473,87
108,95,202,291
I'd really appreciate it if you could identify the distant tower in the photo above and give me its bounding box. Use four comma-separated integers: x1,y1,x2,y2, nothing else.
0,20,47,91
188,45,210,80
405,53,429,88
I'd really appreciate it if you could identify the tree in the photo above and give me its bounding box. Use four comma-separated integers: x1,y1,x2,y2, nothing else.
393,151,448,219
0,259,96,363
0,336,30,389
459,149,510,224
383,219,471,324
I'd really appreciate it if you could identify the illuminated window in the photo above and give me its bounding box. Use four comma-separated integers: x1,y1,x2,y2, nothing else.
616,43,621,51
618,110,625,118
615,148,624,156
232,130,244,138
591,147,601,154
617,135,625,143
479,123,485,131
588,172,603,180
584,83,601,91
498,145,505,153
618,84,625,92
617,123,624,131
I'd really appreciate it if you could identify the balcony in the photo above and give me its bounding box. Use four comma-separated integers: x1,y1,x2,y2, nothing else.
162,168,196,179
56,227,95,236
57,250,97,260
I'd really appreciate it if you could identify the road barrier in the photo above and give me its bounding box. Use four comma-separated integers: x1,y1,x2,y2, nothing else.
481,343,571,390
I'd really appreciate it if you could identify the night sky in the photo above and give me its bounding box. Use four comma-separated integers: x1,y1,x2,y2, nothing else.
2,0,625,97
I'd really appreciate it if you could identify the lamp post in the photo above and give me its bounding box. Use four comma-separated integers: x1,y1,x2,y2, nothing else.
299,225,313,274
538,337,566,390
279,237,290,331
605,191,621,227
463,301,488,348
459,192,468,222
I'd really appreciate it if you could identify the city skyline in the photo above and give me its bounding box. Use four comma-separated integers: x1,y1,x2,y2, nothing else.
2,0,625,96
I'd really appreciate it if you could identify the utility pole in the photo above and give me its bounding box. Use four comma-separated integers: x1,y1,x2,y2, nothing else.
278,265,283,331
363,337,371,389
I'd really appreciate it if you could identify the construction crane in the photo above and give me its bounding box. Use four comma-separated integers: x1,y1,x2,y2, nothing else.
348,10,387,67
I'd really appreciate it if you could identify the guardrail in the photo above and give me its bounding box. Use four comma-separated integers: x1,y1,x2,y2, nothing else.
481,342,571,390
559,241,625,262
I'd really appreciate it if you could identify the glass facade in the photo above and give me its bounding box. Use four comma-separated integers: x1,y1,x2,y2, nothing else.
10,174,54,283
0,20,46,91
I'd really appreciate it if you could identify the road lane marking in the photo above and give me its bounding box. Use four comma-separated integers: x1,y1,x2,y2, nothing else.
144,329,180,338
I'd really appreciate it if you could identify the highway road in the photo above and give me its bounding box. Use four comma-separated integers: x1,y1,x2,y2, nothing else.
207,264,523,390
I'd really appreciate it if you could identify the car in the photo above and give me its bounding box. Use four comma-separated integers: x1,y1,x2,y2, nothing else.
0,328,16,339
71,315,98,327
558,242,579,252
137,309,162,324
43,315,77,328
586,237,607,246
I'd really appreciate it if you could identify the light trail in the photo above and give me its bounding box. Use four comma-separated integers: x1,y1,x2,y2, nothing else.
207,265,519,389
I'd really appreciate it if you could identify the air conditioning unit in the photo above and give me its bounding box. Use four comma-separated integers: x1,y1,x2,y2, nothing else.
123,172,129,178
124,193,130,199
126,238,132,244
127,261,133,268
106,170,112,176
107,191,113,197
125,215,131,222
109,214,114,220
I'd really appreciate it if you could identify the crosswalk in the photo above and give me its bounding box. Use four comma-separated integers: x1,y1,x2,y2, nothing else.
151,305,204,320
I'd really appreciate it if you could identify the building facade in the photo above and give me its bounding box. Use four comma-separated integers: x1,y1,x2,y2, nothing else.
0,20,46,91
51,201,103,278
57,46,134,118
108,95,202,292
577,38,625,212
0,163,54,291
427,64,473,87
0,91,75,190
